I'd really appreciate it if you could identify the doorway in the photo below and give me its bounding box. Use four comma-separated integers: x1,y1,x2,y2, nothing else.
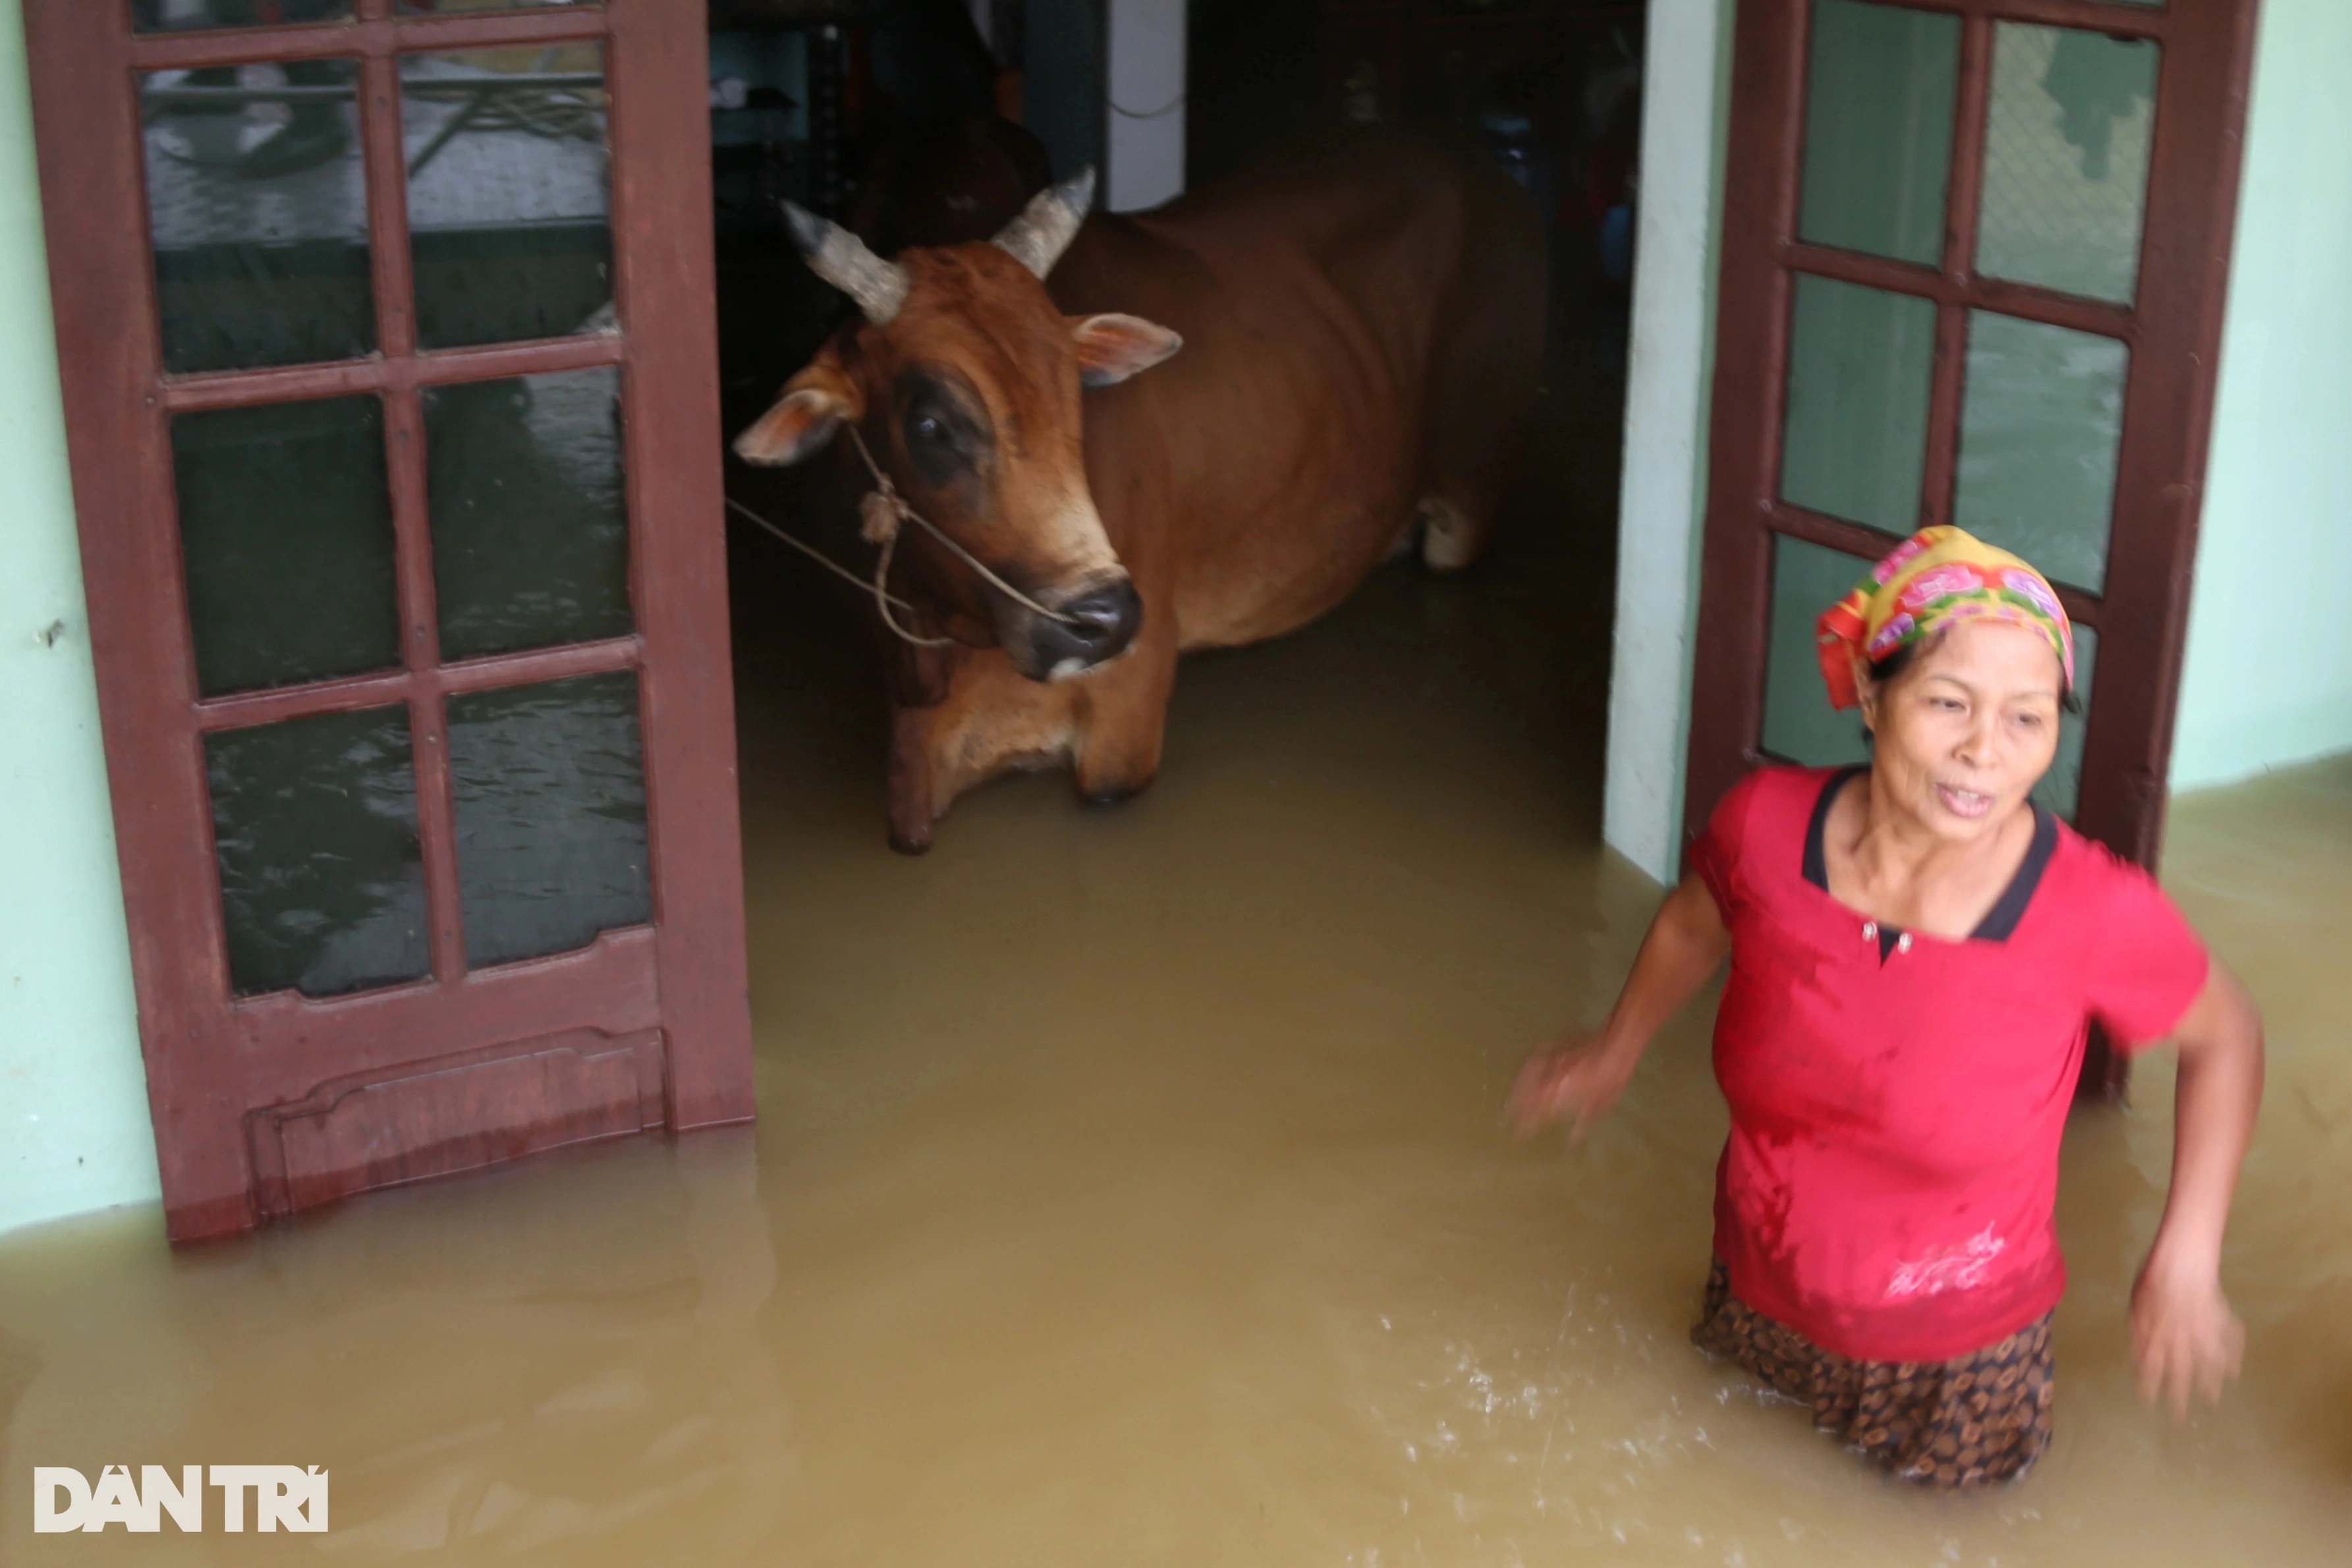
710,0,1652,855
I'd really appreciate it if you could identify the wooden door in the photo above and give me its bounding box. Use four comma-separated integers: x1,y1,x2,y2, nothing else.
1687,1,2258,874
27,0,752,1241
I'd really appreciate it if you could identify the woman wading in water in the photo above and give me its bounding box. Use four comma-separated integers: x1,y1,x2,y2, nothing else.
1511,528,2264,1488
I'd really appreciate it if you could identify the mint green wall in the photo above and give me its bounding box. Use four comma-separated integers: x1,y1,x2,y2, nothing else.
0,0,160,1237
2172,0,2352,791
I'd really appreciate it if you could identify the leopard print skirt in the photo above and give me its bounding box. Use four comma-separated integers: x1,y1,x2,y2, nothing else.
1691,1260,2056,1490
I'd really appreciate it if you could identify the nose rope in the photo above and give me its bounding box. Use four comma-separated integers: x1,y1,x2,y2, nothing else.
723,494,957,649
727,422,1093,650
838,426,1088,627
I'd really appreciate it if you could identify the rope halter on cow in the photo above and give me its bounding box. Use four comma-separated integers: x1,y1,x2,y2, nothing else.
728,424,1089,651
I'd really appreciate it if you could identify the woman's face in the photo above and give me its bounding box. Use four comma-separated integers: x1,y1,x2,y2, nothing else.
1859,618,2065,845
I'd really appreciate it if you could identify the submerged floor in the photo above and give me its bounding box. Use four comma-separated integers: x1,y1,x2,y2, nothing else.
7,406,2352,1561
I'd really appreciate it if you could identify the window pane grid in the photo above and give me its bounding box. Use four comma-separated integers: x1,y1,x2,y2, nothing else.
1778,0,2145,624
1779,248,2136,343
192,634,641,733
157,333,625,409
361,49,420,360
139,1,634,996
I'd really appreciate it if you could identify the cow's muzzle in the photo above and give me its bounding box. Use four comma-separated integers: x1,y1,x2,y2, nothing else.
1009,573,1142,681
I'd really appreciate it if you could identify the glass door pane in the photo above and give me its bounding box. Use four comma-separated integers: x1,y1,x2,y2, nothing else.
172,397,402,696
1975,24,2158,304
1779,274,1938,533
1952,311,2129,594
447,672,652,969
402,44,613,349
1762,534,1875,771
1797,0,1959,266
425,366,633,660
140,58,373,372
206,706,430,998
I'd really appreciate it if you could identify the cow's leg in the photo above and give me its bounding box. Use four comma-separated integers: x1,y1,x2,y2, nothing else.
1071,630,1177,806
885,702,941,854
1415,494,1486,573
1417,180,1546,573
885,647,1080,853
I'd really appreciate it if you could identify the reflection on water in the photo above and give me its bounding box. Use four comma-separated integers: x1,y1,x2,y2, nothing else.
402,47,613,351
140,55,374,374
426,368,632,661
7,395,2350,1561
206,705,430,998
447,671,650,970
173,395,403,698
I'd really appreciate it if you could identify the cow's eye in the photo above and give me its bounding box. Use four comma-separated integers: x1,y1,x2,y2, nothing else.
897,374,985,488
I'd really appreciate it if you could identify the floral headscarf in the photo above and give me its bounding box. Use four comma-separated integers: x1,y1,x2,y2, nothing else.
1814,526,2074,712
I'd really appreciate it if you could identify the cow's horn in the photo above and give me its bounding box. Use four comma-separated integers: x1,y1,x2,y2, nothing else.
992,167,1095,280
781,202,909,323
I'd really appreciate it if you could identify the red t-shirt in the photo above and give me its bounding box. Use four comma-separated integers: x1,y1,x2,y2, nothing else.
1691,766,2210,1362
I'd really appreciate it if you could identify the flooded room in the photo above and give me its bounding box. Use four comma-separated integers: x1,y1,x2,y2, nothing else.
4,1,2350,1563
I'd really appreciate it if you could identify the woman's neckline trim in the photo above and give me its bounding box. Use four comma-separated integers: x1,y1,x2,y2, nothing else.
1799,765,2057,943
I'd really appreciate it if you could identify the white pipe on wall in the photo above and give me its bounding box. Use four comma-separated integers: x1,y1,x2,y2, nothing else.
1602,0,1728,884
1105,0,1185,213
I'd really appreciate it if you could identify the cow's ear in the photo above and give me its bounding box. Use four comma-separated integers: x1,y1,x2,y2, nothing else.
1069,313,1183,388
735,358,862,466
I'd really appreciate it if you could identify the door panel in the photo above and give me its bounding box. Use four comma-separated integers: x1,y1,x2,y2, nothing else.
1689,0,2259,1098
29,0,752,1240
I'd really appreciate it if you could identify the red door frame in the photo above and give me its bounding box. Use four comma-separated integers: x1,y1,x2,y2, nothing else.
1685,0,2261,1095
26,0,753,1241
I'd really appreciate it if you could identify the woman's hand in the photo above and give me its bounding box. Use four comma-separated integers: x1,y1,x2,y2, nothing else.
2131,1244,2244,1420
1505,874,1729,1144
1507,1033,1640,1140
2131,962,2262,1422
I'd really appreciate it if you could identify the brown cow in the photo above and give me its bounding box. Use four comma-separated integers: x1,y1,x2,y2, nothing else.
735,135,1543,852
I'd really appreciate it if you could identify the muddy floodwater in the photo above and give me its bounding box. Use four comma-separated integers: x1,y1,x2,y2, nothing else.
7,401,2351,1563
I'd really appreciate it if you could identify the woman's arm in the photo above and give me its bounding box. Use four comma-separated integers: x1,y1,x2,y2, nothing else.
1507,871,1731,1138
2132,961,2265,1420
